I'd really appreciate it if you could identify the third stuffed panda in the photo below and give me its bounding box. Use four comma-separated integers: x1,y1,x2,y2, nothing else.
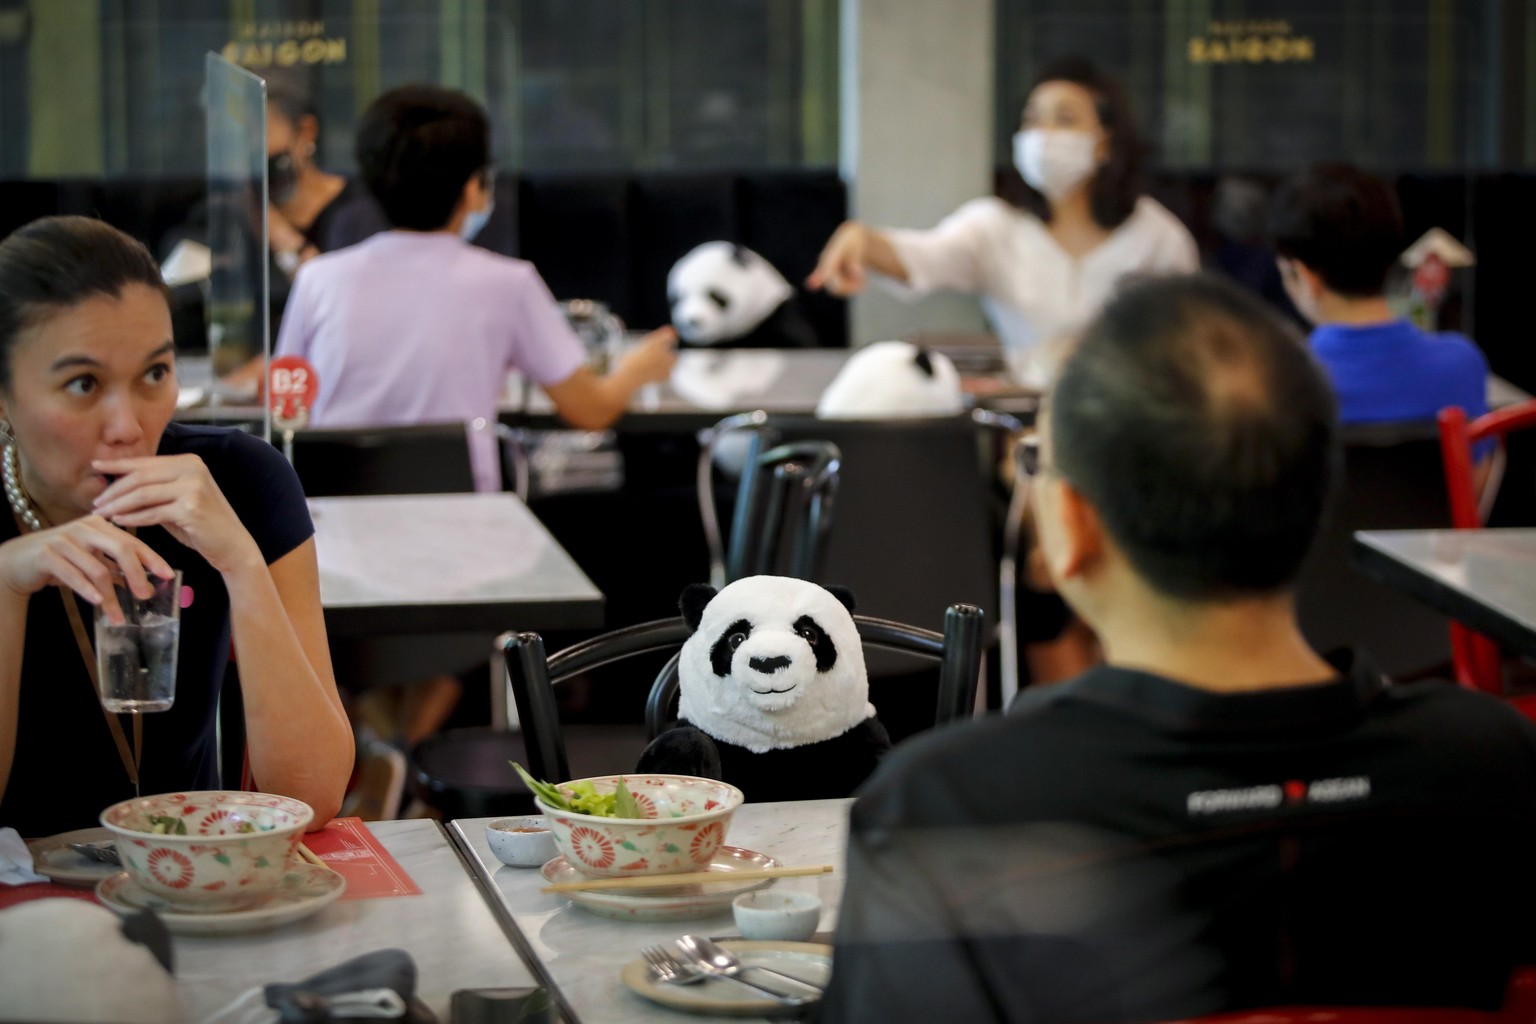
667,242,819,350
637,576,892,802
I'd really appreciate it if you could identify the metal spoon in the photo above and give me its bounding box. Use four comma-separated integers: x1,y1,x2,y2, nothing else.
676,934,824,995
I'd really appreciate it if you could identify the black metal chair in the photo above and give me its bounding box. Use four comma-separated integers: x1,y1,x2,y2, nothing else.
696,412,841,587
700,409,1021,722
1295,421,1455,679
407,437,847,818
287,422,478,496
284,419,531,501
509,602,986,786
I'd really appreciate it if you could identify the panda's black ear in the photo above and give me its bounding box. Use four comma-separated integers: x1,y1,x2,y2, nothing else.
913,348,935,378
824,585,857,614
729,244,751,267
679,584,718,631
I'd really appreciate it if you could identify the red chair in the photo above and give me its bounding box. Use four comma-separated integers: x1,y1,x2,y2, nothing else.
1437,399,1536,693
1166,966,1536,1023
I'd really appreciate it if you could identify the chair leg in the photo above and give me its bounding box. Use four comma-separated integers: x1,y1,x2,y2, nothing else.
1452,622,1504,694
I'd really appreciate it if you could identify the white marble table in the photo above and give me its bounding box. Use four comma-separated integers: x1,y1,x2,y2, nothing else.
174,820,535,1022
311,493,604,637
449,800,853,1023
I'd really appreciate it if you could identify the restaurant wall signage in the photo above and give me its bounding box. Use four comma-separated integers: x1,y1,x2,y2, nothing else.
221,20,347,70
1188,19,1315,65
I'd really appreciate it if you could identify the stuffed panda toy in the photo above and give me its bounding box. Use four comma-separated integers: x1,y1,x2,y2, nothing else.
0,901,182,1023
637,576,892,802
668,242,819,350
816,340,964,419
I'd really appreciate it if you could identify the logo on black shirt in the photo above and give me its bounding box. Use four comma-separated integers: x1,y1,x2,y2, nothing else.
1187,776,1370,816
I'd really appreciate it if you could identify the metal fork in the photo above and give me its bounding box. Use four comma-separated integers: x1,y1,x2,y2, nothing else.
643,945,705,986
642,944,804,1004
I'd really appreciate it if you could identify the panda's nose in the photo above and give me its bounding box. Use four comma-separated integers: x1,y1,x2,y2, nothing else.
748,655,791,674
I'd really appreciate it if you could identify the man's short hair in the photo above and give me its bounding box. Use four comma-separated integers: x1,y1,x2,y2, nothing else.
1050,274,1340,600
1269,163,1405,297
355,84,489,231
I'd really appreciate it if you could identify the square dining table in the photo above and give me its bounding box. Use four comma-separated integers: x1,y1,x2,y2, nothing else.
449,799,853,1023
172,820,536,1022
1352,528,1536,658
310,492,604,637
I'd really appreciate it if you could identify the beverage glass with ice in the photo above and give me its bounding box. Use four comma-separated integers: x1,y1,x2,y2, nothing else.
95,571,182,713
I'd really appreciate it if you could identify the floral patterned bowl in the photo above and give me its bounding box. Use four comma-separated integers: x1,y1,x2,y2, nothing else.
100,791,313,911
536,774,744,878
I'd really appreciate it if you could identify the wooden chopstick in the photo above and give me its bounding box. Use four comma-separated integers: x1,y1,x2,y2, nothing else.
296,842,326,869
541,863,832,893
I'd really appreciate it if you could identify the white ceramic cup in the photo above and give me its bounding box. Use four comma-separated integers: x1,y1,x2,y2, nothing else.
732,889,823,941
486,816,557,868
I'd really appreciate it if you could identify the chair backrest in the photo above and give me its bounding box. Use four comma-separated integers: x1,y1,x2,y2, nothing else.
742,413,1001,630
1437,399,1536,691
1441,398,1536,528
1166,965,1536,1023
504,603,985,784
1293,422,1453,678
697,413,841,587
287,422,477,497
723,440,841,582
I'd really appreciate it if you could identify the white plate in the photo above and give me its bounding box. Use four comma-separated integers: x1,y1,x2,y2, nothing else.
95,863,345,935
542,846,780,922
26,827,119,888
620,940,831,1016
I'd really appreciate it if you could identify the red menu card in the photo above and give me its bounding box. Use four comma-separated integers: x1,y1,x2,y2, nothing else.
0,881,97,910
300,816,421,900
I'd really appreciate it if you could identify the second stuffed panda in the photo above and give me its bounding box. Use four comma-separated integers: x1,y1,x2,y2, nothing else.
637,576,892,802
667,242,819,350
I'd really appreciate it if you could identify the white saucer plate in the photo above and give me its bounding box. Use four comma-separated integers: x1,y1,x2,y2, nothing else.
95,863,346,936
542,846,780,922
620,939,831,1016
26,827,119,888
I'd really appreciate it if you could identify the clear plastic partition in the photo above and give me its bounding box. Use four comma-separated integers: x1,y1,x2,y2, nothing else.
204,53,269,440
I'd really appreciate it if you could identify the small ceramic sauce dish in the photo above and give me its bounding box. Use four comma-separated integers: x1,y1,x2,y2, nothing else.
732,889,823,941
486,816,557,868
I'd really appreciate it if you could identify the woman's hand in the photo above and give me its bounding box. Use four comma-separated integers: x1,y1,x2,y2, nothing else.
91,455,262,576
807,221,872,297
0,517,174,624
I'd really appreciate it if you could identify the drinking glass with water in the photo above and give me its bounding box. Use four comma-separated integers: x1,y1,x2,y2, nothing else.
95,571,182,713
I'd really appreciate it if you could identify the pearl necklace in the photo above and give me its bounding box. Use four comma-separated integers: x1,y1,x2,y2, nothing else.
2,443,43,533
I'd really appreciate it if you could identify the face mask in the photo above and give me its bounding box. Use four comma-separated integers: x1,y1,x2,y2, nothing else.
267,151,298,205
459,194,494,241
1013,129,1099,200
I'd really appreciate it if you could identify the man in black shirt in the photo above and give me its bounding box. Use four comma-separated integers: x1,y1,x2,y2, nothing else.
816,275,1536,1023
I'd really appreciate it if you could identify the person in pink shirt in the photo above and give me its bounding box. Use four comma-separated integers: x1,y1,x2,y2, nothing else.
277,84,675,744
276,83,676,492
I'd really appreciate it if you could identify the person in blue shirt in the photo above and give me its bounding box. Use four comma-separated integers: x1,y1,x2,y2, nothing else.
1268,163,1489,429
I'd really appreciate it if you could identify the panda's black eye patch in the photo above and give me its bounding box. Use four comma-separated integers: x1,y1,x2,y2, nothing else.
794,615,837,672
710,619,753,677
707,289,731,310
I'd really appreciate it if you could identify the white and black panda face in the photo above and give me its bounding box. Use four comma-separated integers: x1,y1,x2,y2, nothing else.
667,241,793,345
676,576,873,753
815,340,964,420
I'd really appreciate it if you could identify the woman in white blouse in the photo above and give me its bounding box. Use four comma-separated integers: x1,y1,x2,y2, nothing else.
810,57,1198,387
